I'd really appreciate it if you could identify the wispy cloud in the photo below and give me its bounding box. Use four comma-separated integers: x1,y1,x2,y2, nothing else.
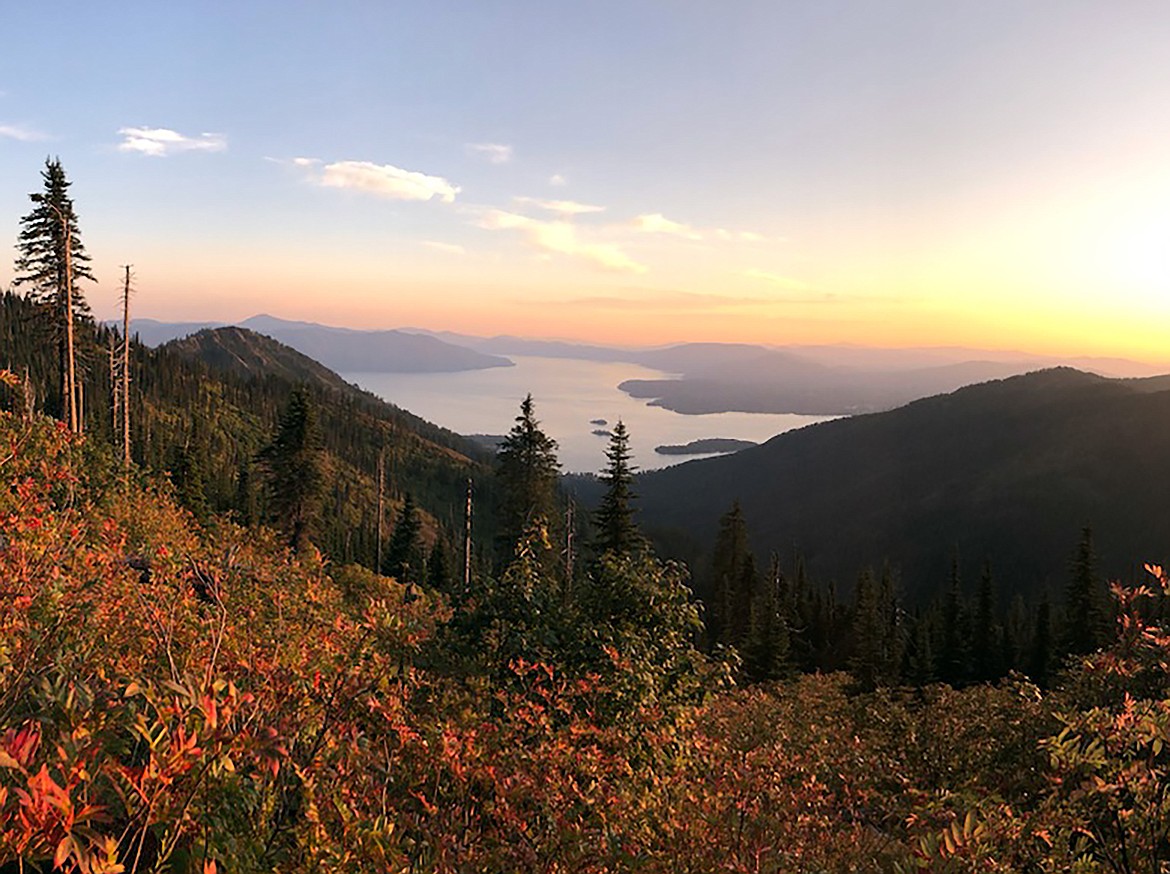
630,214,769,245
743,268,811,291
0,123,48,142
548,173,567,187
478,208,646,274
117,126,227,156
466,142,513,164
632,213,703,241
421,240,466,256
294,159,461,203
513,196,605,217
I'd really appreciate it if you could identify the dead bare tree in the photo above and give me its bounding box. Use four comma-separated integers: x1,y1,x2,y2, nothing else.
376,447,385,571
464,477,473,593
108,332,118,437
121,266,133,469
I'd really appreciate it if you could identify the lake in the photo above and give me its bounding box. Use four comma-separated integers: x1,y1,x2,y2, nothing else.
346,356,830,475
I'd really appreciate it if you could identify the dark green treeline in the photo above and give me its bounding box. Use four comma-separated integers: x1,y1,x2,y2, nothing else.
702,498,1123,689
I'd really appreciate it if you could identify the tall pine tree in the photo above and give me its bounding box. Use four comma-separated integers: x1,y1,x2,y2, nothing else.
385,493,423,585
495,394,560,565
1064,526,1105,656
14,158,95,428
261,388,325,552
593,420,643,556
710,500,751,649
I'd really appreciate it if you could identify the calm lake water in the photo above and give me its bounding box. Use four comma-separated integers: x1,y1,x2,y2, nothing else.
346,356,829,475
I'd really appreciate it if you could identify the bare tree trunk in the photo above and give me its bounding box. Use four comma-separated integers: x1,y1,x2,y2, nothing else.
564,498,575,602
464,477,473,594
21,367,34,420
109,333,118,438
122,266,132,469
63,221,78,433
376,448,385,572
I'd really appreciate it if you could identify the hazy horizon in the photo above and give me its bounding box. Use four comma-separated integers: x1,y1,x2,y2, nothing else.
123,311,1170,374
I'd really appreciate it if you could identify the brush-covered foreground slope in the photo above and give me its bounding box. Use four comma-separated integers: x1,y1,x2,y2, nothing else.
9,405,1170,873
638,368,1170,601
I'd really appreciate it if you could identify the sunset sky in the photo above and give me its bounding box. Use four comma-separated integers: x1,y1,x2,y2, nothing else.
3,2,1170,362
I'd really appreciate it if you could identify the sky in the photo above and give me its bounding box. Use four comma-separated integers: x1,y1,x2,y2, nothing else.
2,1,1170,362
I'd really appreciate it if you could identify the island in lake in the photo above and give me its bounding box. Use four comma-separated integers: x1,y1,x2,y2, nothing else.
589,418,608,426
654,438,759,456
591,428,611,437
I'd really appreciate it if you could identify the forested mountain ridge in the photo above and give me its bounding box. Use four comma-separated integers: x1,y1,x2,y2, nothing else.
165,326,356,389
637,366,1170,602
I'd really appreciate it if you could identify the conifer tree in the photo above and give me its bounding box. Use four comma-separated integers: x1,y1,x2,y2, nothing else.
1064,526,1105,655
171,443,210,522
14,158,95,429
971,559,1000,683
234,457,259,526
907,611,936,686
261,388,325,552
593,420,643,556
940,550,969,685
496,394,560,563
745,553,790,682
1030,594,1054,687
385,492,423,584
850,568,883,692
789,551,814,669
877,562,904,684
426,533,453,591
710,500,751,649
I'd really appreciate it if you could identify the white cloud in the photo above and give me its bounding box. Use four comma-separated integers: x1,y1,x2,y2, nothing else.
478,208,646,274
743,268,810,291
0,123,48,142
421,240,466,256
117,126,226,156
466,142,513,164
549,173,567,187
316,160,461,203
632,212,703,240
513,196,605,217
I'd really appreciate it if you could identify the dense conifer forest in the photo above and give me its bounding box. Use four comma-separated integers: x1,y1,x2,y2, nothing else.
6,159,1170,871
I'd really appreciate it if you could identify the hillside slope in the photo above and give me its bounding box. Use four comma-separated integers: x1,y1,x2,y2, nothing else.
637,368,1170,601
166,326,353,389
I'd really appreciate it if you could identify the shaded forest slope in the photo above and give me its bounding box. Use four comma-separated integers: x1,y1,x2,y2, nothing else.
637,367,1170,601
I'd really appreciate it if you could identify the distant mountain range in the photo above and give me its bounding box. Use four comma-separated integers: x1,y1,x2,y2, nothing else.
127,315,513,373
634,368,1170,603
128,314,1167,416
